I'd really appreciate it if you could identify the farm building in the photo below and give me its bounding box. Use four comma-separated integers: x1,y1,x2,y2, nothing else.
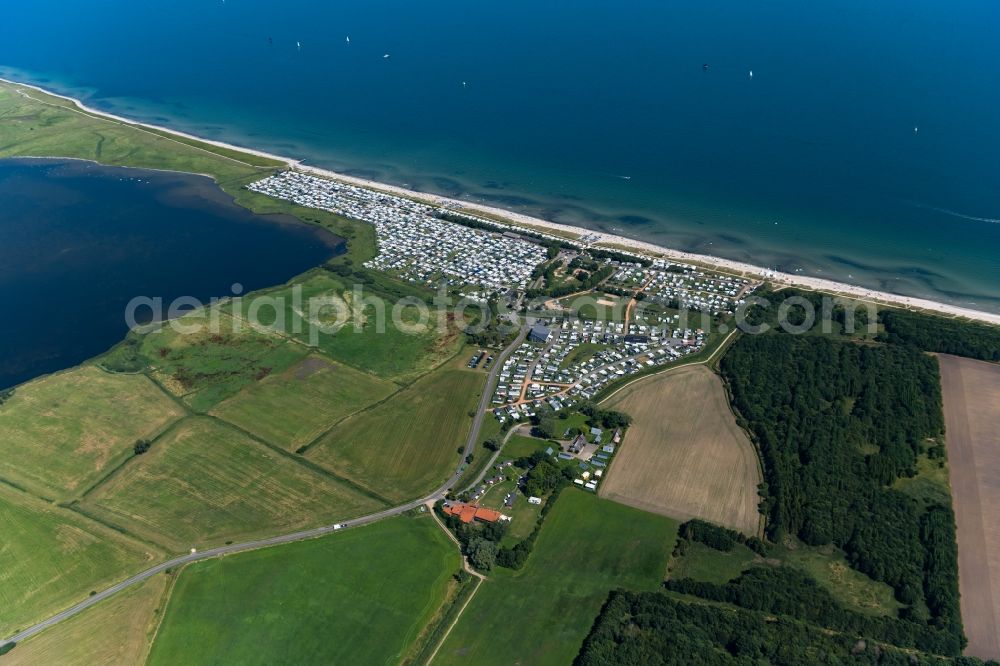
442,502,506,524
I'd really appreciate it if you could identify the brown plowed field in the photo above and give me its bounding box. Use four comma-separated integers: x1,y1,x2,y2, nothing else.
939,354,1000,660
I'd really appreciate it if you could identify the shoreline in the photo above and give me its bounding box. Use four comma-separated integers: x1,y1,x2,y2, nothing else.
4,76,1000,327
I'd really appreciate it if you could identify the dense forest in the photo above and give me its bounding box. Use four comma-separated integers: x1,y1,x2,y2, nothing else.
719,332,964,654
879,309,1000,361
576,591,998,666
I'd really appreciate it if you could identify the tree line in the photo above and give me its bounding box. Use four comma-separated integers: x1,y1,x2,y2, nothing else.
879,309,1000,361
576,590,998,666
666,566,961,655
676,519,767,557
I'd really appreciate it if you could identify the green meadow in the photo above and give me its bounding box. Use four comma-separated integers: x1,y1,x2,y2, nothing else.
210,354,399,450
135,311,307,413
0,366,184,501
227,272,464,382
147,515,458,665
436,490,678,665
306,352,485,502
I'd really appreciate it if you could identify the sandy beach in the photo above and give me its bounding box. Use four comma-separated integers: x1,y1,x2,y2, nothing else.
5,76,1000,327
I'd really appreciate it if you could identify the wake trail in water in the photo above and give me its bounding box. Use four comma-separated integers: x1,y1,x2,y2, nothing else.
907,201,1000,225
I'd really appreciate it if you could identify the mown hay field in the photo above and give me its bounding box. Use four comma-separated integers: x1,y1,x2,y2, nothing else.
0,484,160,639
147,515,458,665
600,364,761,535
306,352,485,502
210,354,399,450
3,574,167,666
0,366,184,500
939,354,1000,660
79,416,385,552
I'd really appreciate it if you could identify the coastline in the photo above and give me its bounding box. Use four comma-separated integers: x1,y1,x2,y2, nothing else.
4,76,999,327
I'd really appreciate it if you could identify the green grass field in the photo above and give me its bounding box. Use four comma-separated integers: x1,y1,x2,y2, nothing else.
0,366,185,500
503,433,556,459
3,574,168,666
227,272,463,382
146,515,459,665
306,353,485,502
558,342,610,370
80,417,385,551
0,484,160,639
210,354,398,450
436,490,678,665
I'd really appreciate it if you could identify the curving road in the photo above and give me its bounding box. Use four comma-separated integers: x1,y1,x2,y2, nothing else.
1,325,529,649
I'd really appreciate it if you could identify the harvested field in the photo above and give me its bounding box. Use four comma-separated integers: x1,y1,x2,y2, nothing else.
600,365,761,535
4,574,168,666
939,354,1000,660
80,417,385,551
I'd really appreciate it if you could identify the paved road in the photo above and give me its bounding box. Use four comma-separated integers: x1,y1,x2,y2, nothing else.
458,324,529,467
1,326,530,649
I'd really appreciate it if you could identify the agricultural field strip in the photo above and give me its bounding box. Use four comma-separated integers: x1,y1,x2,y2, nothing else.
207,416,395,507
1,329,529,648
939,354,1000,659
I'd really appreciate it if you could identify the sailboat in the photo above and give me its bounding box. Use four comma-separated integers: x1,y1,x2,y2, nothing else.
346,36,350,43
749,69,754,79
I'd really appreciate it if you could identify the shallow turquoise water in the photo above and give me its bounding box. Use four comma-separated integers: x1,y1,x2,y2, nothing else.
2,0,998,310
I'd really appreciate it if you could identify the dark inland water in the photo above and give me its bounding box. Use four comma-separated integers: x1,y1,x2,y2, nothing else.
0,159,341,390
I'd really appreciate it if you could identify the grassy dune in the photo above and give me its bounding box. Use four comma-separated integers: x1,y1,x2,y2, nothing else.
211,354,399,450
147,515,458,665
436,490,678,665
80,417,385,552
0,484,160,639
0,84,265,185
306,352,484,502
0,366,184,500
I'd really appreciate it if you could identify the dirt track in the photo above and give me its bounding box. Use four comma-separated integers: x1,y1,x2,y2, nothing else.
600,365,761,535
939,354,1000,660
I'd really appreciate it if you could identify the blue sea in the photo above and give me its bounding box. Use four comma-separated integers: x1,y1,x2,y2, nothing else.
3,0,999,311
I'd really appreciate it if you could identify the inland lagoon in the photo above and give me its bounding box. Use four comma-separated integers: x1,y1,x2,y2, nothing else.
0,158,341,389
